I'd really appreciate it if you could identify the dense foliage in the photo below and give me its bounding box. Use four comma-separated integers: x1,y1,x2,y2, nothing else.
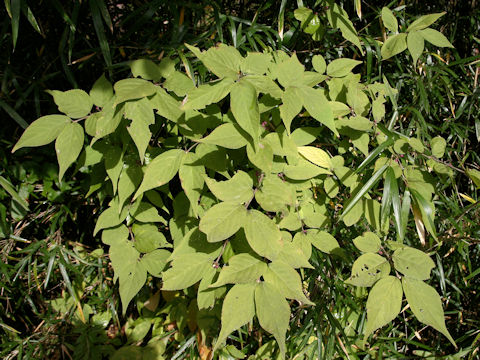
1,1,479,359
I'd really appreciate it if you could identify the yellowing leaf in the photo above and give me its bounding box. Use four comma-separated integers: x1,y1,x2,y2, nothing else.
243,210,283,260
213,283,256,352
364,276,402,340
402,277,456,346
255,282,290,359
392,247,435,280
297,146,332,169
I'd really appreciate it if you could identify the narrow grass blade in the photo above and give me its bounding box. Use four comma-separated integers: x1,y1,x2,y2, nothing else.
340,164,389,221
0,98,28,128
410,189,438,241
11,0,21,48
90,0,112,71
0,175,29,210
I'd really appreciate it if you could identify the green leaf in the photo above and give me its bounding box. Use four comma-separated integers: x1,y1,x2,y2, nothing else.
131,202,166,224
276,53,305,88
90,74,113,107
162,253,212,290
163,71,194,96
183,78,234,110
114,78,156,104
55,122,84,181
46,89,93,119
280,87,303,134
244,210,283,260
312,55,326,74
430,136,447,158
353,232,381,253
402,277,456,346
211,253,267,287
297,146,332,169
393,247,435,280
93,98,124,139
125,99,153,163
93,199,128,236
133,149,185,200
104,146,123,195
307,230,340,254
255,175,295,212
420,28,454,48
243,75,283,98
198,123,248,149
255,282,290,359
410,189,437,241
109,239,146,314
204,171,253,204
189,43,242,80
346,253,390,287
326,2,363,53
214,283,256,351
197,267,220,309
118,157,143,208
230,80,260,143
466,168,480,188
407,31,424,65
241,52,272,75
380,166,394,230
132,223,168,253
12,115,70,152
179,153,205,217
130,59,162,81
0,176,28,211
102,224,128,245
264,260,314,305
150,87,183,122
296,87,337,136
199,202,246,242
364,276,402,340
326,58,362,77
381,33,408,59
246,141,273,174
381,7,398,32
340,164,389,221
283,158,332,180
407,12,446,32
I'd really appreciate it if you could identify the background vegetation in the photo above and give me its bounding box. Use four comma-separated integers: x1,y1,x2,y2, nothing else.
1,0,479,359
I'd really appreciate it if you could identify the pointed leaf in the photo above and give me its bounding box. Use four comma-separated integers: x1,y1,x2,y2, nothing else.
364,276,402,339
346,253,390,287
296,87,337,136
114,78,156,104
381,33,408,59
214,283,256,351
90,74,113,107
407,12,446,32
47,89,93,118
133,149,185,199
407,31,424,65
244,210,283,260
198,123,249,149
326,58,362,77
162,253,212,290
183,78,234,110
402,277,456,346
297,146,332,169
199,202,246,242
393,247,435,280
353,232,381,253
55,122,84,181
255,282,290,359
381,7,398,32
230,80,260,142
420,28,454,48
204,171,253,204
211,253,267,287
12,115,70,152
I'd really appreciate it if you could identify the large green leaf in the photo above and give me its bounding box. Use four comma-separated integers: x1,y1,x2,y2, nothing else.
326,58,362,77
420,28,454,48
407,12,445,32
47,89,93,118
364,276,402,340
114,78,156,104
230,80,260,143
353,232,381,253
211,253,267,287
179,153,205,217
204,171,253,204
297,146,332,169
130,59,163,82
346,253,390,287
199,202,246,242
296,87,337,136
381,7,398,32
12,115,70,152
162,253,212,290
55,122,84,181
90,74,113,107
264,260,314,305
381,33,407,59
407,31,424,65
183,78,234,110
402,277,456,346
255,282,290,359
133,149,185,199
393,247,435,280
280,86,302,134
243,210,283,260
187,43,242,80
198,123,249,149
213,283,256,352
125,98,154,163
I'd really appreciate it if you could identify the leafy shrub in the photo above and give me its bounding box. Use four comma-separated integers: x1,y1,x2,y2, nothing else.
5,2,480,358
